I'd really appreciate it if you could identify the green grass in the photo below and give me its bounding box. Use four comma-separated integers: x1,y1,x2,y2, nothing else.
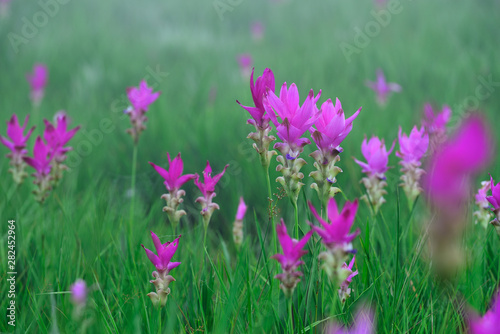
1,0,500,332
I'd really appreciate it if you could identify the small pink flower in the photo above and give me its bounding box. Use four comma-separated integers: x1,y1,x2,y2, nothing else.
149,153,196,193
70,279,88,305
0,114,35,159
487,176,500,212
354,136,394,176
23,136,53,177
250,21,265,41
26,64,48,107
422,103,451,135
310,98,361,154
235,197,247,221
338,256,358,303
308,198,360,249
142,231,181,274
469,291,500,334
424,115,492,209
126,80,160,112
237,54,253,78
396,126,428,164
237,67,275,128
365,69,401,106
43,114,80,162
265,82,321,158
326,305,375,334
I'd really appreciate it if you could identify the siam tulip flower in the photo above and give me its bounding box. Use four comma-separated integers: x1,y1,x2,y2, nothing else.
26,64,48,108
422,103,451,153
0,0,11,18
124,80,160,144
309,98,361,207
487,176,500,235
194,161,229,228
264,83,322,205
23,136,54,203
271,219,313,298
396,126,429,210
236,67,276,168
237,53,253,78
142,231,181,307
250,21,265,41
0,114,35,184
338,256,358,304
365,69,401,106
424,115,493,278
473,180,493,229
326,305,375,334
308,198,360,285
354,136,394,215
232,197,247,249
469,291,500,334
70,279,88,305
43,113,80,184
149,153,196,229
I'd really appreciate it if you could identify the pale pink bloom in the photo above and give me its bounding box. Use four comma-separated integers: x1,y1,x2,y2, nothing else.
354,136,394,176
422,104,451,135
235,197,247,221
70,279,88,305
26,64,48,107
237,54,253,78
326,305,375,334
365,69,401,106
469,291,500,334
251,21,265,41
396,126,429,164
487,176,500,212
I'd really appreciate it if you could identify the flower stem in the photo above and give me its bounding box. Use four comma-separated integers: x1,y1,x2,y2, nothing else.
129,144,138,234
287,297,293,332
293,199,299,240
264,165,277,254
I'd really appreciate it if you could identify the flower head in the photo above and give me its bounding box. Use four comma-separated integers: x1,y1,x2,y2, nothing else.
150,153,196,193
424,115,493,209
194,161,229,196
338,256,358,303
43,114,80,162
487,176,500,212
126,80,160,112
250,21,265,41
354,136,394,176
237,67,275,128
142,231,181,274
396,126,429,163
308,198,360,249
272,220,313,271
0,114,35,155
23,136,53,177
365,69,401,106
70,279,88,305
265,82,321,158
422,104,451,134
235,197,247,221
26,64,48,106
326,305,375,334
469,292,500,334
310,98,361,154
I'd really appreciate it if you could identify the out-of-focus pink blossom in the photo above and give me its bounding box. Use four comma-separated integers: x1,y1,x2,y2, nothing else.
235,197,247,221
469,292,500,334
326,305,375,334
26,64,48,107
43,114,80,162
338,256,358,303
237,54,253,78
422,104,451,135
70,279,88,305
124,80,160,143
396,126,428,164
365,69,401,106
487,176,500,212
354,136,394,176
251,21,265,41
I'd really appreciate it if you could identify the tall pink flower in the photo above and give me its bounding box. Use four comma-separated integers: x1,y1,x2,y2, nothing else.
124,80,160,144
43,114,80,162
26,64,48,107
194,161,229,227
396,126,429,209
233,197,247,248
23,136,54,203
469,291,500,334
237,67,276,168
149,153,196,227
422,103,451,152
354,137,394,214
0,114,35,184
365,69,401,106
272,219,313,297
142,231,180,307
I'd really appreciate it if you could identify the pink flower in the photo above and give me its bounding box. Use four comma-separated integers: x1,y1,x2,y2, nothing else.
422,104,451,135
424,115,492,209
43,114,80,162
70,279,88,305
326,305,375,334
365,69,401,106
338,256,358,303
469,292,500,334
142,231,181,274
194,161,229,197
235,197,247,221
265,83,321,158
308,198,360,248
310,98,361,154
0,114,35,158
250,21,265,41
237,67,275,128
396,126,429,163
487,176,500,211
126,80,160,112
272,219,312,272
354,136,394,176
23,136,53,177
149,153,196,193
26,64,48,106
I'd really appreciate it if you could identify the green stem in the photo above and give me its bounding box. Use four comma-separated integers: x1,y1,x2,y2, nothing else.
203,225,208,249
287,298,293,332
293,200,299,240
129,144,138,235
264,165,277,254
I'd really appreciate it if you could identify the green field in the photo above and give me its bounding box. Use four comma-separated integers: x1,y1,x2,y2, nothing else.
1,0,500,332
